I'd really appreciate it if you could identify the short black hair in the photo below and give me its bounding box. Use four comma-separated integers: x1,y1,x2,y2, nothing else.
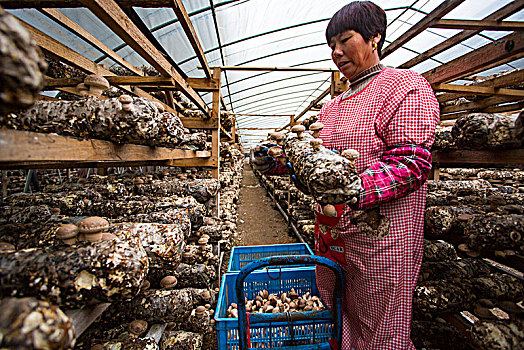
326,1,387,58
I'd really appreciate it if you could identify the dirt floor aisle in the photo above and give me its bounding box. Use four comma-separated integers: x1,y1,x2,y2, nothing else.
237,160,298,246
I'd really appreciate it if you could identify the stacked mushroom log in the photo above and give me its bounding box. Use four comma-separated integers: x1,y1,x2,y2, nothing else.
252,116,524,348
0,84,188,149
0,166,237,349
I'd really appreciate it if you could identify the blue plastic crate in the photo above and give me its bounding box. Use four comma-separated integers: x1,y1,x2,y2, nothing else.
227,244,314,273
215,267,334,350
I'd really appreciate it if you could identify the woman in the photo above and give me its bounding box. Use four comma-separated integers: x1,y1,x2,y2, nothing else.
313,2,439,349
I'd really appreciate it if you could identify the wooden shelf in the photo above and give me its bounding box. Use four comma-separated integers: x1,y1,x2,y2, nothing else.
0,129,211,169
432,149,524,168
65,303,111,338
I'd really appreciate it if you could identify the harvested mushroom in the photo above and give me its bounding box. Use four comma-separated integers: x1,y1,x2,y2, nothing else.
84,75,109,98
160,275,178,290
56,223,79,245
76,216,109,242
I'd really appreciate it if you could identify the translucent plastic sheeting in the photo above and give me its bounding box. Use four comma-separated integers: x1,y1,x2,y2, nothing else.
7,0,523,150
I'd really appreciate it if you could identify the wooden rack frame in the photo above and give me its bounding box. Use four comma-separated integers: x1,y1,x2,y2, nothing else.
2,0,229,180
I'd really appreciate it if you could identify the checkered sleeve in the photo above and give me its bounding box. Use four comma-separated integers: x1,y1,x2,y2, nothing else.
357,73,439,210
357,145,432,209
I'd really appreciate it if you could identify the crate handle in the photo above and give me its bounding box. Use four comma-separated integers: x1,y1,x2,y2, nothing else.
266,266,282,280
235,255,344,350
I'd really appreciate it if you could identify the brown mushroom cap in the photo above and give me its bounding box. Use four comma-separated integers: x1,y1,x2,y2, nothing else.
118,94,133,104
84,75,110,89
310,138,323,149
195,305,206,317
323,204,337,217
76,83,89,96
198,236,209,245
56,224,79,240
273,132,286,141
291,125,305,134
160,275,178,289
77,216,109,234
0,242,15,252
128,320,148,335
341,149,359,161
268,146,283,157
101,232,118,241
309,122,324,131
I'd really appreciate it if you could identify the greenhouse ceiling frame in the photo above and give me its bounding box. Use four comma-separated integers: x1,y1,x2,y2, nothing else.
2,0,523,148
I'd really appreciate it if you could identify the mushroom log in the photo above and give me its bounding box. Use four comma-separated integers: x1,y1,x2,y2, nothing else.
283,125,361,205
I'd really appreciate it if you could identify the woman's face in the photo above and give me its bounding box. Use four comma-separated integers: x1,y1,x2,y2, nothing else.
329,30,380,81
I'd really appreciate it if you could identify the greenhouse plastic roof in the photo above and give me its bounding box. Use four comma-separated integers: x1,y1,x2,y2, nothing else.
8,0,524,149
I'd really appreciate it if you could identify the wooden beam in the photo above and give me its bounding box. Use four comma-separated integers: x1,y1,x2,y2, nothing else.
399,1,524,69
0,0,182,8
66,303,111,338
211,67,221,179
238,127,280,130
235,113,295,117
423,32,524,83
20,20,174,112
171,0,211,79
295,87,330,120
187,78,220,91
79,0,209,115
432,149,524,168
440,95,520,114
208,66,336,72
39,8,143,76
0,129,211,167
432,83,524,97
437,69,524,103
381,0,466,59
42,75,218,91
430,19,524,31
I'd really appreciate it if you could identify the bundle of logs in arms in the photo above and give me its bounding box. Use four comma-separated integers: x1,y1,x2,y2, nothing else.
0,144,244,350
250,112,524,349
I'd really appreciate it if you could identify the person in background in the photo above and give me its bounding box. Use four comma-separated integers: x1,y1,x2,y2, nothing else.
312,2,439,349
